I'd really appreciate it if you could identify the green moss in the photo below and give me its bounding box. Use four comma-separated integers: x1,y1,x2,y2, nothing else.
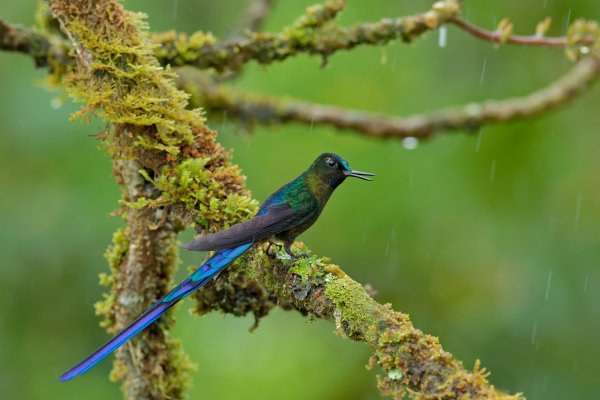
324,271,378,339
59,6,203,156
123,158,258,230
95,227,129,332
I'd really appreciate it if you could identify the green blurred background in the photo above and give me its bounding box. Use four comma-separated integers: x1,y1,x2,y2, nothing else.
1,1,599,399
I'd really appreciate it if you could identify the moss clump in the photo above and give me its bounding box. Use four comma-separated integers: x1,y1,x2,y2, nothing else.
324,272,378,340
131,158,258,230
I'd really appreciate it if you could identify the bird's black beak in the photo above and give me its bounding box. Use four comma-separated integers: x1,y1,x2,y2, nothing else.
344,170,375,181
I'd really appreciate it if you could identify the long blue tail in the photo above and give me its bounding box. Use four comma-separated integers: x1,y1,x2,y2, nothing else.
59,243,253,382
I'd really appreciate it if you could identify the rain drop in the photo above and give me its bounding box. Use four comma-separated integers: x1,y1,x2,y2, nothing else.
583,274,589,293
438,26,447,48
402,137,419,150
51,98,62,109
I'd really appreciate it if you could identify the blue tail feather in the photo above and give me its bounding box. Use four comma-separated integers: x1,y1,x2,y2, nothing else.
59,243,253,382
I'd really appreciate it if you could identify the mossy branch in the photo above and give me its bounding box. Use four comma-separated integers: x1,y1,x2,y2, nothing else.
3,2,600,143
190,244,522,399
175,51,600,139
152,0,460,71
45,0,252,399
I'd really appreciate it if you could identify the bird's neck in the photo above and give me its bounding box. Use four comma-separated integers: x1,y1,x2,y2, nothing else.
302,172,336,208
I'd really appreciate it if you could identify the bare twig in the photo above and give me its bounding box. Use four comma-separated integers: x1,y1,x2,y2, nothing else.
451,17,595,47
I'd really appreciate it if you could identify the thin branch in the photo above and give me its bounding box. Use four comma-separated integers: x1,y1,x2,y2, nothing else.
152,0,461,72
176,52,600,139
0,18,67,67
235,0,278,34
451,17,595,47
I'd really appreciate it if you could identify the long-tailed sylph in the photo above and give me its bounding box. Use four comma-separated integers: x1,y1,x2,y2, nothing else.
60,153,374,381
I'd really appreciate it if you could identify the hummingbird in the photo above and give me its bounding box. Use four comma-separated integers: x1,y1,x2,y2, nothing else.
59,153,374,381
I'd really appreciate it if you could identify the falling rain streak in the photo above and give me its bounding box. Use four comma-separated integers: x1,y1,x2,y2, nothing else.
531,321,538,346
489,159,496,182
583,275,589,293
172,0,179,19
545,270,553,300
480,59,487,85
475,128,483,153
564,9,572,30
221,110,228,133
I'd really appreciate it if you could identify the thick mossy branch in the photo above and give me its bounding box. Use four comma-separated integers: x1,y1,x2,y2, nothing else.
46,0,251,399
152,0,460,72
191,243,522,399
175,58,600,139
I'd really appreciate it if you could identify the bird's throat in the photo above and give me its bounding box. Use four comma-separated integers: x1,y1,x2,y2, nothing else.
304,172,337,208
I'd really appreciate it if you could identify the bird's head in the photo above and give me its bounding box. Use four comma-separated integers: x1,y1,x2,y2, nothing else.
308,153,374,189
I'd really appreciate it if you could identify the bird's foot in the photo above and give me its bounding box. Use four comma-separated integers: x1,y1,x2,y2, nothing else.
284,243,310,261
289,252,310,260
266,241,283,255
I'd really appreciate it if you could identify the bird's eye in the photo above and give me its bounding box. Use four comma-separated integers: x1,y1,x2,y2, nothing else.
326,158,337,168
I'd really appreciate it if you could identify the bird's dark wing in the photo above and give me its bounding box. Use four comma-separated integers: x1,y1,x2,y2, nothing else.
181,202,298,251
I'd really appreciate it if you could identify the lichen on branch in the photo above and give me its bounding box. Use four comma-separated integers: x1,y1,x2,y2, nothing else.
152,0,460,72
190,243,522,399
